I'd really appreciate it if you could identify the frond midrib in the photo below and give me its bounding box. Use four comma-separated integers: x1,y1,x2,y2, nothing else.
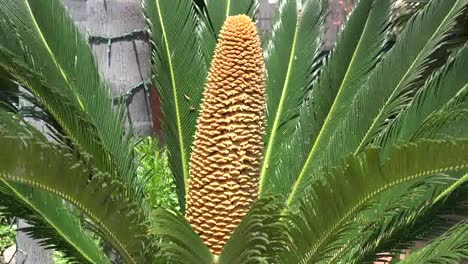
1,179,109,264
286,0,464,207
259,17,300,193
3,175,137,264
226,0,231,18
285,2,375,207
300,147,468,263
155,0,189,194
352,0,461,155
23,0,85,110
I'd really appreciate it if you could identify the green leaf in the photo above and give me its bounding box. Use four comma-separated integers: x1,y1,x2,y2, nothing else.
0,47,116,190
414,108,468,140
258,0,326,195
0,114,151,264
0,69,18,112
0,180,110,264
143,0,208,209
332,176,462,263
150,209,213,264
283,139,468,263
265,0,391,204
287,0,468,207
219,197,289,264
376,44,468,154
400,220,468,264
0,0,141,203
348,0,466,155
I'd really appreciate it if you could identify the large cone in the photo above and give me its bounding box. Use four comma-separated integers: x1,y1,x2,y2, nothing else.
186,15,266,255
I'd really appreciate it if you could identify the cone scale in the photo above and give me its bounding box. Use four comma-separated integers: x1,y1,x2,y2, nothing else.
185,15,266,255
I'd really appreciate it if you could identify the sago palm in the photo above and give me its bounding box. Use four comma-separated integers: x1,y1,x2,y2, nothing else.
1,0,468,263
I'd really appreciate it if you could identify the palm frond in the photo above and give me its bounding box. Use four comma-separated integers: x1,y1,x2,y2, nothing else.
286,0,468,207
219,196,289,264
0,69,18,112
143,0,209,210
376,44,468,154
414,108,468,140
0,114,151,264
282,138,468,263
258,0,326,196
334,42,468,260
272,0,390,205
333,175,468,263
198,0,258,64
0,181,110,264
413,81,468,139
0,0,141,204
150,209,213,264
348,0,466,153
0,47,116,187
399,220,468,264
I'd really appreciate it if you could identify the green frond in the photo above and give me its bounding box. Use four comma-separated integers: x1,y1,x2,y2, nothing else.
0,69,17,112
297,0,391,165
413,81,468,140
286,0,468,207
0,114,151,264
333,176,468,263
258,0,326,195
198,0,258,64
0,181,110,264
219,197,289,264
0,0,141,204
272,0,391,205
282,139,468,263
400,220,468,264
0,47,116,188
150,209,213,264
337,41,468,260
414,108,468,140
376,44,468,154
348,0,466,153
143,0,209,210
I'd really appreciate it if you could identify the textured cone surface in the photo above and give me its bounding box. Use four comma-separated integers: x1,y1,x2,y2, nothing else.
186,15,266,255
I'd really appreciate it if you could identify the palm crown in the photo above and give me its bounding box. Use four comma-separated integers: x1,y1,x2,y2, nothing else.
0,0,468,263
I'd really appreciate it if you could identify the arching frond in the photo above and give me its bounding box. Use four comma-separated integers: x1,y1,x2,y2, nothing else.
415,108,468,140
0,114,152,264
376,44,468,154
271,0,391,205
143,0,209,209
400,220,468,264
414,82,468,140
282,139,468,263
345,0,466,154
0,181,110,264
0,47,116,189
258,0,327,196
286,0,468,207
0,0,142,205
333,175,468,263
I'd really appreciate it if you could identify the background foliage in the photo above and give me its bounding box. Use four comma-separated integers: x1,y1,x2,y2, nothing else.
135,137,179,211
